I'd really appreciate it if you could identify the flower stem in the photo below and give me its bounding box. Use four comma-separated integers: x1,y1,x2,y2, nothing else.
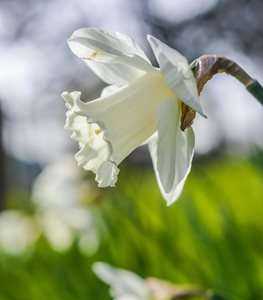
181,55,263,130
192,55,263,106
246,80,263,106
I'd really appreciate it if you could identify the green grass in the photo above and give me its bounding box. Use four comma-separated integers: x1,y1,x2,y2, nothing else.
0,157,263,299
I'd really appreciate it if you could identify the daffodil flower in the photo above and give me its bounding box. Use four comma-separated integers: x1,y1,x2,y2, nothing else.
93,262,151,300
93,262,209,300
62,28,204,205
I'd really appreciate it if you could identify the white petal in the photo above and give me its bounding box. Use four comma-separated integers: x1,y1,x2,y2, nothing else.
147,35,205,116
93,262,150,299
95,161,119,187
148,98,195,205
62,91,119,187
70,72,174,166
68,28,154,86
101,85,120,97
74,139,108,173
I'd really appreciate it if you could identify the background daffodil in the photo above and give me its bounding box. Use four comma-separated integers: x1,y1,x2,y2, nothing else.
93,262,213,300
62,28,204,205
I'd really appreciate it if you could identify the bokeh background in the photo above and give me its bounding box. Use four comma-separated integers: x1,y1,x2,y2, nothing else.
0,0,263,299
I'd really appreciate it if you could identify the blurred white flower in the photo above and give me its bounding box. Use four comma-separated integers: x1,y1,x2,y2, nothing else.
93,262,209,300
93,262,151,300
62,28,205,205
32,157,100,254
0,211,40,256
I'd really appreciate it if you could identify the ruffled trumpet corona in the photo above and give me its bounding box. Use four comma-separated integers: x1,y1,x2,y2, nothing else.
62,28,204,205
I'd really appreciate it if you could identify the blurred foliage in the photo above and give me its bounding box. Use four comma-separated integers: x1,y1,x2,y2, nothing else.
0,157,263,300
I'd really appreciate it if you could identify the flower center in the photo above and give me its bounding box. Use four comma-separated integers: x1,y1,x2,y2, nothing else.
95,128,102,135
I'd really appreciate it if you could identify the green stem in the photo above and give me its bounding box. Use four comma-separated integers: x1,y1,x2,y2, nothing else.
246,80,263,106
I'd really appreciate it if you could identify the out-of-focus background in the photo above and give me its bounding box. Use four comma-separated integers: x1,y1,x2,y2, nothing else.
0,0,263,299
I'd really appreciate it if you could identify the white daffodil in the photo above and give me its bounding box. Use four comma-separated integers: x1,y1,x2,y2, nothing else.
0,211,40,256
62,28,205,205
93,262,151,300
32,157,100,254
93,262,207,300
